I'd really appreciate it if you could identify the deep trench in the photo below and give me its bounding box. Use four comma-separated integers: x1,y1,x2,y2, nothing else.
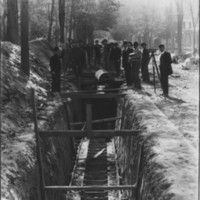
71,85,118,200
44,79,141,200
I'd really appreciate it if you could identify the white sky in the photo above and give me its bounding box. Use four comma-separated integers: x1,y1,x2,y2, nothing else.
118,0,199,17
118,0,198,9
118,0,173,6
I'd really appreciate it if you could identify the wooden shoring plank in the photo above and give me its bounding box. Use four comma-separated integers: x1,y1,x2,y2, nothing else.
39,130,142,137
86,104,92,137
71,77,96,80
60,93,126,99
64,102,76,156
78,76,81,90
71,116,122,126
71,79,96,84
60,87,131,95
39,130,87,137
135,143,142,187
31,89,46,200
44,185,136,191
136,143,144,200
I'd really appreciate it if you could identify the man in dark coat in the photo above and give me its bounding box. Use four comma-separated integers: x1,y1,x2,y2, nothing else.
109,42,115,71
141,43,150,82
129,42,142,89
50,47,62,93
158,44,173,97
122,41,133,86
102,39,110,70
79,40,87,68
86,42,93,66
94,40,101,65
112,42,121,77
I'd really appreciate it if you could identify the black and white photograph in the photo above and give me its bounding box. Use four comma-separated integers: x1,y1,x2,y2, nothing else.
0,0,199,199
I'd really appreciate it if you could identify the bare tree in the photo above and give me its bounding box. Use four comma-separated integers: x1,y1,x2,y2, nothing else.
189,0,199,53
6,0,19,44
21,0,30,76
175,0,184,55
1,0,7,41
59,0,65,43
69,0,78,40
69,0,74,39
48,0,55,42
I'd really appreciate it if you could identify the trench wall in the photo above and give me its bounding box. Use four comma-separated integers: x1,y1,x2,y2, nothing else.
115,91,198,200
1,101,78,200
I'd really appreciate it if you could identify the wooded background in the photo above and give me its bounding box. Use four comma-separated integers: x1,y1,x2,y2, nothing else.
0,0,199,76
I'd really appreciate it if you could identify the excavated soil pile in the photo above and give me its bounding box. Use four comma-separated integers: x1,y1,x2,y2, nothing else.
1,40,76,200
115,61,198,200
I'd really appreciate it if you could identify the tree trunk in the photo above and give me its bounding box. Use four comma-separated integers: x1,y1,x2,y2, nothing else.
59,0,65,43
177,13,183,54
48,0,55,42
166,38,169,49
69,1,74,39
6,0,19,44
176,0,183,55
193,27,196,54
2,12,7,41
171,38,175,53
21,0,30,76
65,1,70,41
55,7,59,46
189,0,198,54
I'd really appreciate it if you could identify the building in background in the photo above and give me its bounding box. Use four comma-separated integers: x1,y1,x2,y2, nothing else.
182,13,199,53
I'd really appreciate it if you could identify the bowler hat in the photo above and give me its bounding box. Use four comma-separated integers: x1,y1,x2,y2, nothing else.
159,44,165,48
141,42,147,46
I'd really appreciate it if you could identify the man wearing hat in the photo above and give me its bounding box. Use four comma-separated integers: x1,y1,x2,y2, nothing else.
128,42,142,89
102,39,110,70
113,42,122,77
141,43,150,82
158,44,173,97
94,40,101,65
122,41,133,85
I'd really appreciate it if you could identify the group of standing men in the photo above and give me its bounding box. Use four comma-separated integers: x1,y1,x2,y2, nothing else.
50,39,94,92
122,41,173,95
50,39,123,92
122,41,150,89
50,38,172,96
94,39,122,76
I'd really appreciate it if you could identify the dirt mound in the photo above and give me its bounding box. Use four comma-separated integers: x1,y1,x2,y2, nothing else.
116,90,198,200
29,38,54,68
0,40,76,200
1,41,50,103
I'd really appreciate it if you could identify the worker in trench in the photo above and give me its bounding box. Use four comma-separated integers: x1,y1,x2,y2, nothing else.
50,46,63,93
